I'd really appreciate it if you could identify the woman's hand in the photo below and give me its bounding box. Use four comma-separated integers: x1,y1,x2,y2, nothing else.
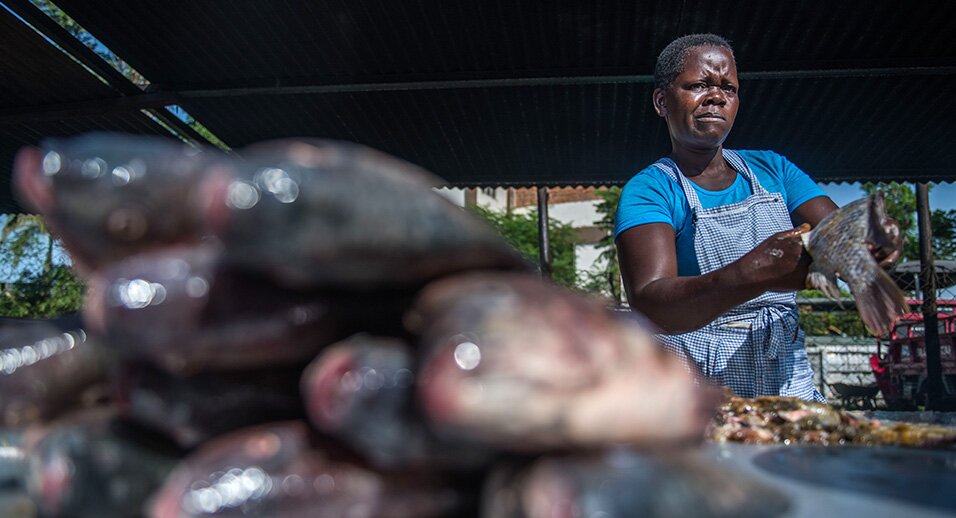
732,224,813,292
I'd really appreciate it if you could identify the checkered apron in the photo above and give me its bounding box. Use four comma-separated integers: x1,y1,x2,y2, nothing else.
653,150,824,401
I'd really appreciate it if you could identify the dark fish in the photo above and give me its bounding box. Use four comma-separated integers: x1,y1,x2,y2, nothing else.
0,429,28,487
0,328,111,427
482,449,790,518
301,334,494,470
113,362,305,449
22,408,180,518
148,421,462,518
803,193,909,336
410,272,721,451
208,139,531,290
82,243,407,373
13,133,223,274
0,491,35,518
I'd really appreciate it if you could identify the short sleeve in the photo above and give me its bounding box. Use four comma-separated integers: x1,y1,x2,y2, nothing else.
614,169,677,239
776,153,827,212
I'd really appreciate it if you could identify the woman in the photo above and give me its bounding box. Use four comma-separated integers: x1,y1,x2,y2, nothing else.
614,34,897,401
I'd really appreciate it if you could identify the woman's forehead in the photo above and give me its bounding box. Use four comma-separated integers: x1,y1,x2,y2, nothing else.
679,46,736,74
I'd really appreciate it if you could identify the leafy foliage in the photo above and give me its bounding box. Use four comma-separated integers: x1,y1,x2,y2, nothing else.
861,182,956,261
471,206,578,288
930,208,956,260
578,187,623,302
0,265,84,318
796,289,867,336
797,305,868,337
0,214,84,318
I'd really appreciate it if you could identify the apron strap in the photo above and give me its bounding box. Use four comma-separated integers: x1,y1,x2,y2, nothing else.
652,149,769,214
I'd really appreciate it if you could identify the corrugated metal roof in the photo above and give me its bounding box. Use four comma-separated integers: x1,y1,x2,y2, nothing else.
0,4,185,212
2,0,955,204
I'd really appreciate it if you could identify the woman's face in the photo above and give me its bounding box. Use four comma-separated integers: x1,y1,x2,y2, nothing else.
654,46,739,151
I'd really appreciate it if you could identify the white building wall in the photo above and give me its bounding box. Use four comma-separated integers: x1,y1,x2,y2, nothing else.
437,188,607,275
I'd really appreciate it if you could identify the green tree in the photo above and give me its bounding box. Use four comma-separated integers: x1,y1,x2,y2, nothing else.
471,206,578,288
0,215,84,318
861,182,956,261
931,209,956,259
578,187,623,303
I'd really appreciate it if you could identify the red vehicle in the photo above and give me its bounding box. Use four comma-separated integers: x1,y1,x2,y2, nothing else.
871,300,956,409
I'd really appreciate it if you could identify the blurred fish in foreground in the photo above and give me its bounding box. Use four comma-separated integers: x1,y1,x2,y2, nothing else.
482,448,790,518
147,421,463,518
802,193,908,336
411,272,721,451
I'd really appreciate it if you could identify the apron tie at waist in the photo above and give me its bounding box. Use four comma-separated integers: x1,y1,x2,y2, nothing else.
717,304,797,360
754,305,799,360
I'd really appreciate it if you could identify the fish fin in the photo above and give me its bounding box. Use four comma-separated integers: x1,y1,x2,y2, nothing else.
806,266,841,301
853,268,910,337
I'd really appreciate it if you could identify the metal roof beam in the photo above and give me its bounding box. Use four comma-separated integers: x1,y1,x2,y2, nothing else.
3,0,141,96
0,93,179,125
169,65,956,98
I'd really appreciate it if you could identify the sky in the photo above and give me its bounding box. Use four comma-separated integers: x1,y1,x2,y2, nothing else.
819,181,955,212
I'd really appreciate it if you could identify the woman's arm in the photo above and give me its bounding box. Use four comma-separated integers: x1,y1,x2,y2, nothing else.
617,196,840,334
791,195,838,228
617,222,813,334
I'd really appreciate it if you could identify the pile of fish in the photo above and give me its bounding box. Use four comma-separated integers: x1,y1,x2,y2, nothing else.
708,395,956,448
2,133,785,517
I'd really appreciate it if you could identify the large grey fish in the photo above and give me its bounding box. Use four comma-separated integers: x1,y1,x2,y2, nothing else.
114,362,306,449
301,334,495,470
410,272,722,451
210,139,532,290
13,133,222,275
21,408,180,518
801,193,908,336
147,421,463,518
482,448,790,518
0,326,111,427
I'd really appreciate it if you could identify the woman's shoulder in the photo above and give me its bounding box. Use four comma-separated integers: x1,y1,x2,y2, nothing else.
623,162,680,191
734,149,791,170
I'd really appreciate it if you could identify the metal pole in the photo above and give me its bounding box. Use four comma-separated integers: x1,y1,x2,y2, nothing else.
915,183,943,408
537,186,552,279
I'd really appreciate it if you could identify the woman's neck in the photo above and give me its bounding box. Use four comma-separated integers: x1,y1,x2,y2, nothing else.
670,146,736,190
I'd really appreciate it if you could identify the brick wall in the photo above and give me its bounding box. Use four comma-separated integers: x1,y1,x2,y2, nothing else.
511,186,601,208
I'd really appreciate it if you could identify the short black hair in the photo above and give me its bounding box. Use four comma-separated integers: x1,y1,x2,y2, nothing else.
654,34,734,90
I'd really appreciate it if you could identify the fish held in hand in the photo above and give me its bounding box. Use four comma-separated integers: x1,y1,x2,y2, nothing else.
802,193,908,336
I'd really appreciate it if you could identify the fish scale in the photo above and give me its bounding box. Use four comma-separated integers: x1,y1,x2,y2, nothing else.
802,193,908,336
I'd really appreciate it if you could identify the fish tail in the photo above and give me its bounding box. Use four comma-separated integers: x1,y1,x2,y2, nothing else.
853,269,910,337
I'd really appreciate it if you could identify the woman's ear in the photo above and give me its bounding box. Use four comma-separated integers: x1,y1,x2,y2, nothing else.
652,89,666,117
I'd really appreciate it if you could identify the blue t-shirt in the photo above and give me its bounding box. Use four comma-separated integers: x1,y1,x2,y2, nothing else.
614,149,826,276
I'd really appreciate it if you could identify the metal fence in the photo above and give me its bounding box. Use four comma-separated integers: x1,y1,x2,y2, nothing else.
806,336,882,407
